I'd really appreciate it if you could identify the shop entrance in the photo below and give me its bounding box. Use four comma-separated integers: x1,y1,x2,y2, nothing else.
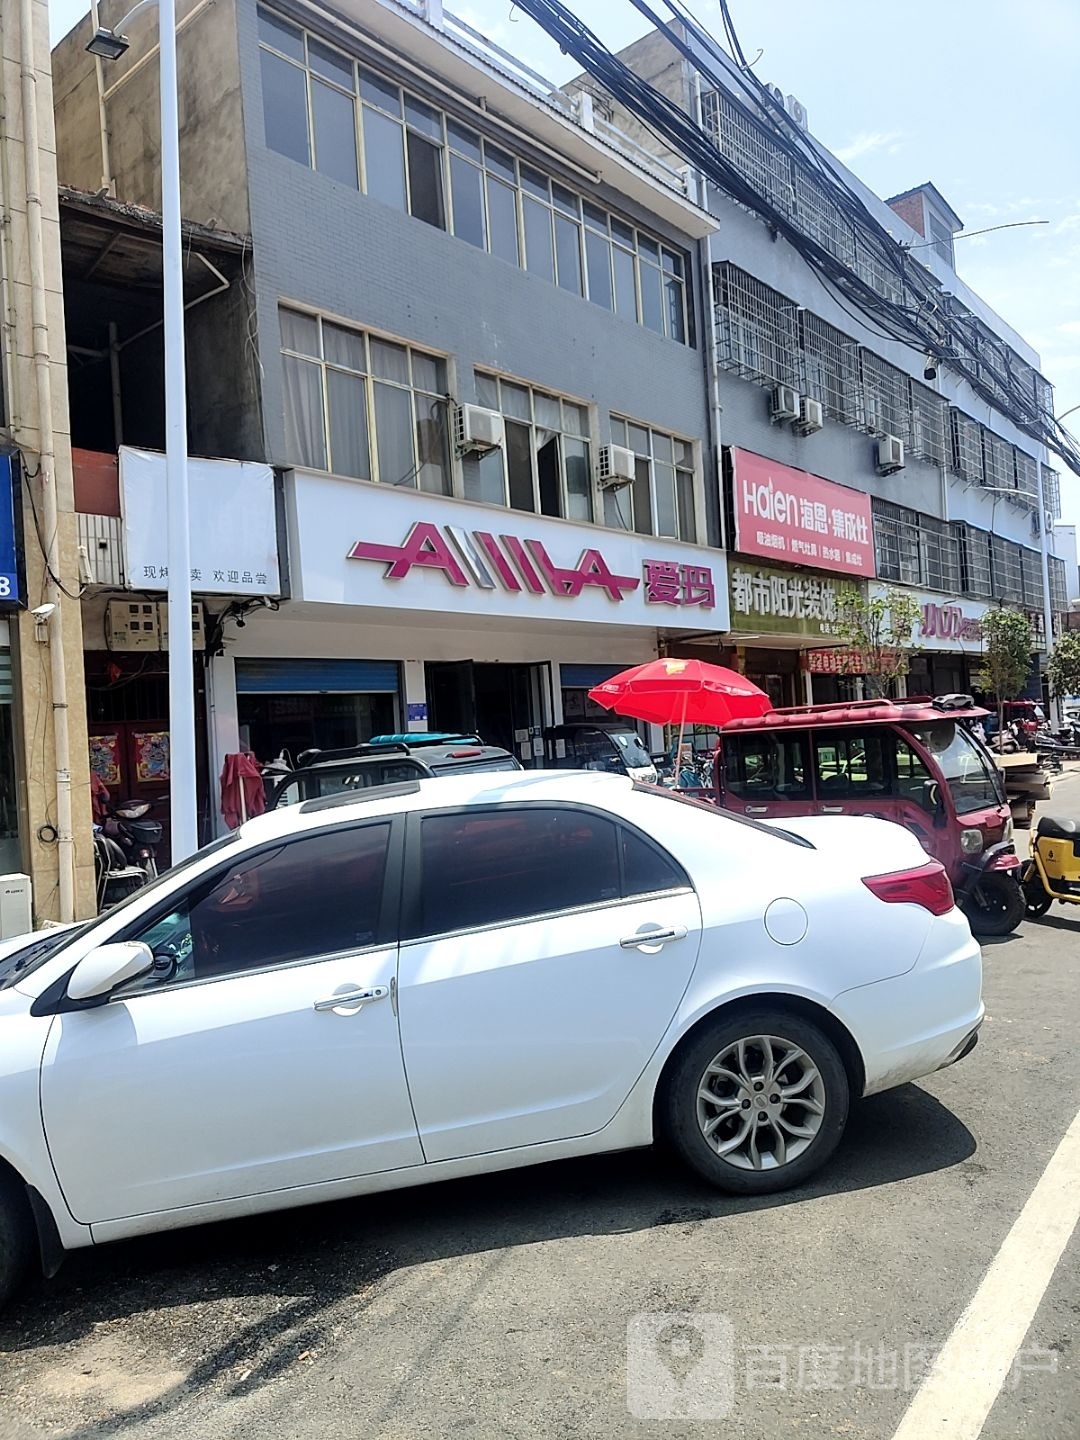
427,662,552,762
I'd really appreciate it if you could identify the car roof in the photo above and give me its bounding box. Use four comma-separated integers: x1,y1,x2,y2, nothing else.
722,697,988,733
246,769,635,842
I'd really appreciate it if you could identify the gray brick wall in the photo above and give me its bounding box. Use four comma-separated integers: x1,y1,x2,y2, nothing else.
234,0,712,521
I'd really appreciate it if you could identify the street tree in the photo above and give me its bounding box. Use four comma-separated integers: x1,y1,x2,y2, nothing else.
1047,628,1080,700
975,607,1034,735
833,586,922,699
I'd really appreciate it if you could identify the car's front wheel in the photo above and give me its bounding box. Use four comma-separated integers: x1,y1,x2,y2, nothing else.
0,1171,33,1310
661,1009,850,1195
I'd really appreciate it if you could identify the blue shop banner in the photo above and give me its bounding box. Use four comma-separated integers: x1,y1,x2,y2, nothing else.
0,453,21,605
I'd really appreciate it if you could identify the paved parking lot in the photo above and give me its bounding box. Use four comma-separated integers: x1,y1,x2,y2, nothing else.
1,784,1078,1440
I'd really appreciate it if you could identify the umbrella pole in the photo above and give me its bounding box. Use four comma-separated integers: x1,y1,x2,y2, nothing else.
676,692,688,781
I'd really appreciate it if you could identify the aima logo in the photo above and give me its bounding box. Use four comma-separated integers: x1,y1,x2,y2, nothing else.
348,521,640,603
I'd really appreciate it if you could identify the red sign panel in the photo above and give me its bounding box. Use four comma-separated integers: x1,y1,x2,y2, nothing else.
732,449,875,578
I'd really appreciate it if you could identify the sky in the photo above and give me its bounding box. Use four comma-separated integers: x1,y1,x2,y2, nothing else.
48,0,1080,519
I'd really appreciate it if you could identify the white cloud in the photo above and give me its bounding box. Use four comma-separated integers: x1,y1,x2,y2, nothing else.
835,130,904,164
1060,321,1080,336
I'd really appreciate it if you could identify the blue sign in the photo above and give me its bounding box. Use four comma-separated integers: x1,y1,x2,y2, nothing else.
0,454,20,604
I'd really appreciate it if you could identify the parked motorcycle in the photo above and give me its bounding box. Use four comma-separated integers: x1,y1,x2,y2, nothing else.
1020,814,1080,918
93,828,149,911
100,796,165,880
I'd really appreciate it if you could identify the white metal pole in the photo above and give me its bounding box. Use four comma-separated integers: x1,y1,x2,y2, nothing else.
1036,464,1056,717
159,0,198,860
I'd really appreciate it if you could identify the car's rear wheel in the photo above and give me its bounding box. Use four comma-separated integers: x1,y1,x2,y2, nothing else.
661,1009,850,1195
0,1171,33,1310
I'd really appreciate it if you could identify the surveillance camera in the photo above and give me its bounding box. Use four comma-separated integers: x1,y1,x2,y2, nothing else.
924,358,938,381
31,603,56,621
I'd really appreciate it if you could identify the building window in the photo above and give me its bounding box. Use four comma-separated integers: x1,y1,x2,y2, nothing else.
1042,465,1062,520
279,308,450,492
1013,449,1039,501
950,410,984,483
956,523,993,599
927,211,955,268
257,7,691,344
799,312,859,426
982,430,1014,493
859,351,912,444
714,263,799,389
1021,549,1044,611
872,501,958,592
606,418,696,542
909,381,948,466
990,535,1023,603
1049,555,1068,616
467,372,592,521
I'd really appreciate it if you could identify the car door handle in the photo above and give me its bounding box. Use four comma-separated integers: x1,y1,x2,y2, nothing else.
620,925,687,950
313,986,389,1012
821,805,844,814
745,805,768,815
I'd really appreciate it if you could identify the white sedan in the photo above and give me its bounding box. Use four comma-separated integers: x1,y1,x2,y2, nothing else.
0,771,982,1306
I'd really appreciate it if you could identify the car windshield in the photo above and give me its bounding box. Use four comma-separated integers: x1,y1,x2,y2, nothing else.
908,722,1003,815
0,831,241,989
609,731,653,768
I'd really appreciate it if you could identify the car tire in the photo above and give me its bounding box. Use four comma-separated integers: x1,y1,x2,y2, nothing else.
0,1171,33,1310
661,1008,850,1196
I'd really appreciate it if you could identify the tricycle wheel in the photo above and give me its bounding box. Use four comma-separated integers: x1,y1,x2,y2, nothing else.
962,873,1025,936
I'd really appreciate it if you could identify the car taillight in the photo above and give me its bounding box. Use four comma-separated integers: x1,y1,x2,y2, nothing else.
862,862,954,916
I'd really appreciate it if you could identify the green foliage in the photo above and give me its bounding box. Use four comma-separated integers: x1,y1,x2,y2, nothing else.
975,608,1034,730
833,586,922,698
1046,628,1080,699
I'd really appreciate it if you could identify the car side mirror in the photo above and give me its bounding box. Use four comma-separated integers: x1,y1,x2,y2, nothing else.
67,941,155,1002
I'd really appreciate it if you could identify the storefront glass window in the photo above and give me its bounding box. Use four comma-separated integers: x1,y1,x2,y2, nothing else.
280,309,450,493
472,372,592,520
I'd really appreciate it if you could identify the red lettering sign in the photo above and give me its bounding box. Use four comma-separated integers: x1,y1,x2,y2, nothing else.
732,449,875,578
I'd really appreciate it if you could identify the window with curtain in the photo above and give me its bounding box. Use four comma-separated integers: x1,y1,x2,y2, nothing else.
466,372,592,520
603,418,697,542
279,308,450,493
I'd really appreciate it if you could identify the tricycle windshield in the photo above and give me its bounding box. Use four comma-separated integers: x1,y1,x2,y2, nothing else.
908,722,1003,815
609,730,652,769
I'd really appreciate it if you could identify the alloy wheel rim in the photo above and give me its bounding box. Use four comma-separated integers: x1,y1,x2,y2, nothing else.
695,1034,826,1171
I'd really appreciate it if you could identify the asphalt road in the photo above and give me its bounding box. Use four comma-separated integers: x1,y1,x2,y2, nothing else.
1,780,1078,1440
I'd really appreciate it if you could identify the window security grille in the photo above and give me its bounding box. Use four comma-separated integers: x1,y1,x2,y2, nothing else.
909,381,948,465
957,523,993,599
714,263,800,389
1035,373,1055,418
1049,555,1068,615
1021,549,1044,611
799,312,860,425
973,320,1013,413
793,170,856,268
990,535,1023,601
950,410,984,482
1013,450,1039,502
854,233,904,306
982,430,1014,492
701,90,796,220
921,516,961,592
859,350,911,442
1042,465,1061,520
873,502,922,585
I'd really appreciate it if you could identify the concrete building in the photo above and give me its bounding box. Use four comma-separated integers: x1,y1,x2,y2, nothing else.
574,23,1072,707
0,0,94,921
52,0,733,784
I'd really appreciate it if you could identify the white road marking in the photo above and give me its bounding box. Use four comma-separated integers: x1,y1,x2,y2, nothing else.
891,1105,1080,1440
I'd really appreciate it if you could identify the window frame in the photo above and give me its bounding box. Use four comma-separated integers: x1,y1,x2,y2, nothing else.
109,817,406,995
399,802,692,943
607,416,699,542
471,371,593,520
280,306,451,491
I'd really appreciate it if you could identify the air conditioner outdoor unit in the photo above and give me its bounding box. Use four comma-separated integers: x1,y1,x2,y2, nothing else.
876,435,906,475
597,444,635,489
786,94,809,130
795,397,824,436
455,404,504,454
106,600,160,651
770,384,800,423
0,874,32,940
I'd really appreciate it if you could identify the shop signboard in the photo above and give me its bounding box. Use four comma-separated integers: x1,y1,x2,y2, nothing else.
288,471,731,631
731,448,875,578
869,583,988,653
120,447,280,596
729,559,859,638
0,451,23,604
